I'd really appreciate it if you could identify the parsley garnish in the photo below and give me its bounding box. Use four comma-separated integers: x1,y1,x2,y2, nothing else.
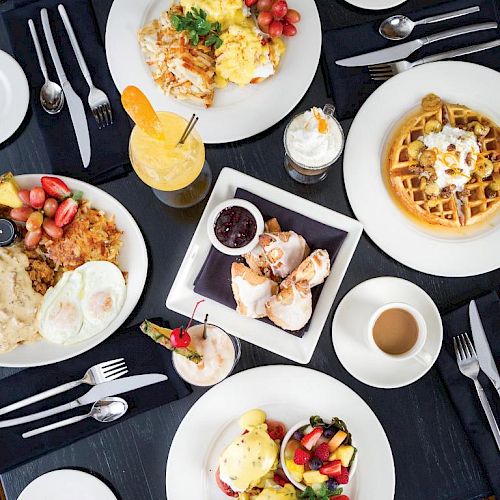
299,485,343,500
171,8,223,49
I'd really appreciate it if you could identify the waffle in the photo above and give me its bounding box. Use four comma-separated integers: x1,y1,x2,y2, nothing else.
385,94,500,228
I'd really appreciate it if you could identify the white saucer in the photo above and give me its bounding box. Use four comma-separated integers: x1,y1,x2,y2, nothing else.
332,277,443,389
18,470,117,500
344,0,407,10
0,50,29,144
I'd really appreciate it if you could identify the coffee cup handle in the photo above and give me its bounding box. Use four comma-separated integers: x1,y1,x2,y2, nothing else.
414,351,433,367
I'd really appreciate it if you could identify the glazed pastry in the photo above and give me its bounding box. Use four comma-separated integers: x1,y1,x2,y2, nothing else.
265,280,312,331
284,249,331,288
231,263,278,318
258,231,310,279
264,218,281,233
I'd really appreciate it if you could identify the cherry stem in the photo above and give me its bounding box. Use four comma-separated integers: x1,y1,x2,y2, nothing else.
182,299,205,336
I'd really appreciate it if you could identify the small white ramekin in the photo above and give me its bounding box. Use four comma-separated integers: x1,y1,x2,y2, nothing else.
207,198,264,256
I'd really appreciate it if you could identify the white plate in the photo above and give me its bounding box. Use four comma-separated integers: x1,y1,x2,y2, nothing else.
344,0,407,9
344,61,500,277
0,50,29,144
166,167,362,364
332,277,443,389
166,365,395,499
105,0,322,144
18,470,117,500
0,174,148,367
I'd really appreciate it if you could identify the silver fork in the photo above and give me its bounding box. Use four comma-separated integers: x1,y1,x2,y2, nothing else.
0,358,127,416
453,333,500,450
58,4,113,128
368,39,500,81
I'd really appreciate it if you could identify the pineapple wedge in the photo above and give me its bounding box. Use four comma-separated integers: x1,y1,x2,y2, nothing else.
329,444,356,467
0,172,22,208
140,320,202,364
303,470,328,486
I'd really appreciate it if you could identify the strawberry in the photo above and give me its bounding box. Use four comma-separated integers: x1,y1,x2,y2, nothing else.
293,448,311,465
319,460,342,477
41,176,71,200
301,427,323,451
333,466,349,485
331,496,349,500
273,473,289,487
54,197,78,227
314,442,330,462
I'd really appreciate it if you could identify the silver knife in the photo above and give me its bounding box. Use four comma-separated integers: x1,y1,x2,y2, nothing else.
336,22,498,67
40,8,91,168
469,300,500,397
0,374,167,428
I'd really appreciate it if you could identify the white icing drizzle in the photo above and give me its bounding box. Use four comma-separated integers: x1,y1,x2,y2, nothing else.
233,276,275,318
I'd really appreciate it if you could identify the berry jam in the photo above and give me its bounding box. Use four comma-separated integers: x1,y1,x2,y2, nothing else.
214,206,257,248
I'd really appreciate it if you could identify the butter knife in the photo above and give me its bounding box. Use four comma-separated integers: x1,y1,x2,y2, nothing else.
336,22,498,67
0,374,167,428
40,8,91,168
469,300,500,397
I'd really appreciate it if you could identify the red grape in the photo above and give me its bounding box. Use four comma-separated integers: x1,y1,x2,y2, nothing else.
282,22,297,36
268,20,283,37
284,8,301,23
42,218,64,239
271,0,288,19
26,211,44,232
43,198,58,218
257,0,273,11
29,186,46,209
18,189,31,206
24,229,43,249
258,11,273,27
10,206,33,222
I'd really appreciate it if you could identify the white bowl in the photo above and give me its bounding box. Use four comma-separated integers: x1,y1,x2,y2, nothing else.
280,418,358,491
207,198,264,256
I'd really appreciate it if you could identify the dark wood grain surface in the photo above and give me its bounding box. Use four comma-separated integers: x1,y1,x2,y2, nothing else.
0,0,499,499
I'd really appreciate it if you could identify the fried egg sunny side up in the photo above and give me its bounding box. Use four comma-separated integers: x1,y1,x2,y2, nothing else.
40,261,126,345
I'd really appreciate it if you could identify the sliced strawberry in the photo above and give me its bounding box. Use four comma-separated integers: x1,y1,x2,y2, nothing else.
331,496,349,500
41,176,71,199
267,420,286,441
215,468,238,497
293,448,311,465
320,460,342,477
314,442,330,462
301,427,323,450
273,473,289,487
332,465,349,485
54,197,78,227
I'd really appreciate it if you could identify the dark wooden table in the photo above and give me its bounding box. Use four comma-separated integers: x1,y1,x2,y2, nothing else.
1,0,499,498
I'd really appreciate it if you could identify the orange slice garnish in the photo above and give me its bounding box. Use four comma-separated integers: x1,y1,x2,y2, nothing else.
313,108,329,134
121,86,164,141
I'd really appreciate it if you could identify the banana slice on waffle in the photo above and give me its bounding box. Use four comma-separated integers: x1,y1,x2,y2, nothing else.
385,93,500,228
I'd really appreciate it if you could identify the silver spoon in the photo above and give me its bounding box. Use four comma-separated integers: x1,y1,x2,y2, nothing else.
379,6,480,41
22,397,128,438
28,19,65,114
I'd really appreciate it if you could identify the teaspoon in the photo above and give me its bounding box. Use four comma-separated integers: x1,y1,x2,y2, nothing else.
28,19,64,114
22,397,128,438
379,6,480,41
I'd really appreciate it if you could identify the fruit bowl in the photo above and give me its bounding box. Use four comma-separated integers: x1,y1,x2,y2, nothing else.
280,417,358,492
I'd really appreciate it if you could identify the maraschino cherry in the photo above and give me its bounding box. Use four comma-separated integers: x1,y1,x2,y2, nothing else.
170,299,205,348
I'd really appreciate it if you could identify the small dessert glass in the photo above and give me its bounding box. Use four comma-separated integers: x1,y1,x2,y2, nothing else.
283,104,345,185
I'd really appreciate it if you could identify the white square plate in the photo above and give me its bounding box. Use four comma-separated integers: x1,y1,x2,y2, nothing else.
166,168,363,364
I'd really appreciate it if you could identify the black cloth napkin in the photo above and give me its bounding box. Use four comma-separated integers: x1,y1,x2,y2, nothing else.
0,319,191,473
0,0,132,184
436,291,500,496
322,0,500,120
193,188,348,338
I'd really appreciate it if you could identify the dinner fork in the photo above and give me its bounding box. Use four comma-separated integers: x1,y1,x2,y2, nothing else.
0,358,127,416
58,4,113,128
453,333,500,450
368,39,500,81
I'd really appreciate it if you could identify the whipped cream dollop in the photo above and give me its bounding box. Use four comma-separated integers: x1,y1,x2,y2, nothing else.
286,107,343,168
420,124,479,192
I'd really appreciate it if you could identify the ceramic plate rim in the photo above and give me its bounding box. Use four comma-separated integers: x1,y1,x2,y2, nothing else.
344,61,500,277
332,276,443,389
166,167,363,364
104,0,322,144
0,50,29,144
166,365,395,499
344,0,407,9
0,174,148,367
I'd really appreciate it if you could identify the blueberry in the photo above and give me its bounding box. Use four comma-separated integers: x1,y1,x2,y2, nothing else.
293,430,304,441
327,478,339,491
309,457,323,470
323,426,336,439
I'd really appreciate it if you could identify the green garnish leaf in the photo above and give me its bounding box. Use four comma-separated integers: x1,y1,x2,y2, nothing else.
310,415,325,427
299,485,343,499
170,8,222,48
